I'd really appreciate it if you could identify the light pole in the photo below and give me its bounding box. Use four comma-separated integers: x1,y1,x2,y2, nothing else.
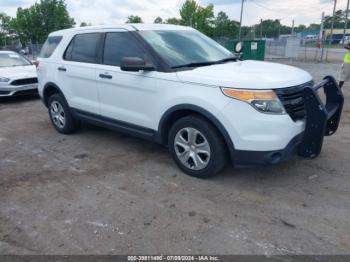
326,0,337,61
343,0,350,46
320,12,325,61
278,19,281,39
238,0,245,40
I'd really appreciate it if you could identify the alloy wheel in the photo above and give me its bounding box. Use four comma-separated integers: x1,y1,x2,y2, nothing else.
50,101,66,129
174,127,211,171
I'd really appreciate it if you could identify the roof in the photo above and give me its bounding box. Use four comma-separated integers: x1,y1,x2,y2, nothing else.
50,24,193,36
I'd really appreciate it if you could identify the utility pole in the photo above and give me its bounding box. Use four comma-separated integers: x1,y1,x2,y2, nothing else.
238,0,245,40
278,19,281,39
343,0,350,46
320,12,325,62
291,19,295,35
326,0,337,61
260,18,263,39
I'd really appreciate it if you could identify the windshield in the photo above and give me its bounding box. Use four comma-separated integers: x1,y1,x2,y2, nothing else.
0,53,31,67
138,30,234,68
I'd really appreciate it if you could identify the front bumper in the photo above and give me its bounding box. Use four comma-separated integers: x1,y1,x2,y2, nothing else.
0,83,38,97
233,76,344,166
233,133,304,166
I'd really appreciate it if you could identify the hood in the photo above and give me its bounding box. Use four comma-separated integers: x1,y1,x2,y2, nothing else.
176,60,313,90
0,65,37,80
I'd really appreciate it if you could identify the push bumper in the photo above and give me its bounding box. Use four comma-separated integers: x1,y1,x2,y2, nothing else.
233,76,344,166
297,76,344,158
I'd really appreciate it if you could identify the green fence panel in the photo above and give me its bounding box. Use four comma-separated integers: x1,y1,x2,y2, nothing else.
225,40,266,61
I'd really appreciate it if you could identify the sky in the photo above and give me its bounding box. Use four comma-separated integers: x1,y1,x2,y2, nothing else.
0,0,349,27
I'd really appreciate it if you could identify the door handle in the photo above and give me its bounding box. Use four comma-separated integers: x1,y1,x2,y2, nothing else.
58,66,67,72
99,73,112,79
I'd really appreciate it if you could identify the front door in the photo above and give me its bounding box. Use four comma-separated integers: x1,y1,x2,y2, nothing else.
95,31,160,129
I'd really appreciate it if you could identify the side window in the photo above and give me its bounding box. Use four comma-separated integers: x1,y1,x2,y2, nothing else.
64,33,102,63
103,32,148,67
64,38,74,60
39,36,63,58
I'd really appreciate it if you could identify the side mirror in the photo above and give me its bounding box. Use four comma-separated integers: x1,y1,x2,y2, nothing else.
120,57,155,72
234,42,243,53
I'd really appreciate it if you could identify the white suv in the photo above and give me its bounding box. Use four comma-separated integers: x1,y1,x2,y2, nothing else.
37,24,344,178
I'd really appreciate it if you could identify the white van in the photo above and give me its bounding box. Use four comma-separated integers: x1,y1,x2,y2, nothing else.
36,24,344,178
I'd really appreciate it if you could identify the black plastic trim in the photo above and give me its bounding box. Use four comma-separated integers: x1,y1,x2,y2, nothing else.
12,89,38,97
70,108,157,141
157,104,236,160
42,82,66,107
234,133,304,166
10,78,38,86
298,76,344,158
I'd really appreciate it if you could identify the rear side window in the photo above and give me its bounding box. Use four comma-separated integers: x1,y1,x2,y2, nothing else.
39,36,62,58
64,33,102,63
103,32,149,67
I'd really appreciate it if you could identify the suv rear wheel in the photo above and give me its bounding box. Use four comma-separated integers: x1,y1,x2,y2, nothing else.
168,116,227,178
48,93,78,134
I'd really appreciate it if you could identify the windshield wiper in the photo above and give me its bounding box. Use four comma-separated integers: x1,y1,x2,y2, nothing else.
213,57,237,64
172,57,237,69
172,61,216,69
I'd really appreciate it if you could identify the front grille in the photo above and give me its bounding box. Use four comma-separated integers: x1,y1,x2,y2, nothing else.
0,90,11,95
10,78,38,86
13,89,38,96
275,81,313,122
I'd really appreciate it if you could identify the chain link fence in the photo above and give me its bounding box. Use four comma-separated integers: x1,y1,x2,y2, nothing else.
215,36,345,63
265,36,345,62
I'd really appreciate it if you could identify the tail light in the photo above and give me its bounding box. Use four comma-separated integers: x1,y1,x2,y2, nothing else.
33,61,40,68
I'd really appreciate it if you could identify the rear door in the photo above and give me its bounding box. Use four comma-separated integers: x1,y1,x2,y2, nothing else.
95,30,159,129
59,32,103,113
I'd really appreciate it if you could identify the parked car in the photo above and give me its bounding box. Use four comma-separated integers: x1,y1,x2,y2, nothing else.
37,24,344,178
0,51,38,97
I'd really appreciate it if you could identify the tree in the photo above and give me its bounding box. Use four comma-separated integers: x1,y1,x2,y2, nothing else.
193,4,215,36
0,12,13,46
324,10,344,29
246,19,291,38
180,0,198,26
213,11,239,38
126,15,143,23
165,17,182,25
11,0,75,44
154,17,163,24
179,0,214,36
295,24,307,33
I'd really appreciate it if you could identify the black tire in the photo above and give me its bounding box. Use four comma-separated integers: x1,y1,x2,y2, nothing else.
168,115,227,178
48,93,78,134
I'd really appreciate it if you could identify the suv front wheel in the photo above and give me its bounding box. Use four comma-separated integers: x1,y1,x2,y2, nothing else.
48,93,78,134
168,116,227,178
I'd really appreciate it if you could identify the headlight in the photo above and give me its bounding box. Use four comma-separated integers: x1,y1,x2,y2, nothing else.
221,88,286,114
0,77,10,83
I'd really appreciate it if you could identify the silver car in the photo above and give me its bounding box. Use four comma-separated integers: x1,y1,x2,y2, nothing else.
0,51,38,97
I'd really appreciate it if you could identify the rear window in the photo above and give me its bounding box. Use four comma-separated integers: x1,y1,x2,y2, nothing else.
64,33,102,64
39,36,63,58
